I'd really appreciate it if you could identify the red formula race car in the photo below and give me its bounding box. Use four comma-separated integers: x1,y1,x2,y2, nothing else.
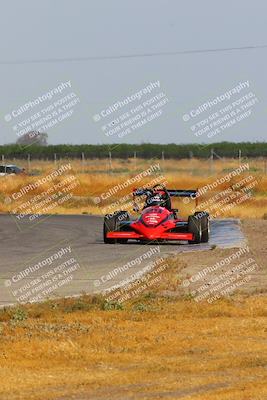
103,184,210,244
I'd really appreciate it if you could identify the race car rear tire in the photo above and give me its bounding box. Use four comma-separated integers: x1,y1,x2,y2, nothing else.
200,215,210,243
194,212,210,243
188,215,202,244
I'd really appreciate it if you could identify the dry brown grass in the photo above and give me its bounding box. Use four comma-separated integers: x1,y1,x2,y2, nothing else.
0,294,266,400
0,158,266,219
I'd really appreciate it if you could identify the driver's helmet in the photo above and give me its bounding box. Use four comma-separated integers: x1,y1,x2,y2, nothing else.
146,193,165,207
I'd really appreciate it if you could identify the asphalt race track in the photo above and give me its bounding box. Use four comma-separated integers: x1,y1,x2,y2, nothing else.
0,215,246,307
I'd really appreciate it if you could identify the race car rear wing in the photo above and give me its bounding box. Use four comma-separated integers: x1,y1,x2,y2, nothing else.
132,188,197,198
166,190,197,198
132,188,199,207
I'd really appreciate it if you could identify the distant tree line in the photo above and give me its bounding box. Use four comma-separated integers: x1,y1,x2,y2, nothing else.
0,142,266,160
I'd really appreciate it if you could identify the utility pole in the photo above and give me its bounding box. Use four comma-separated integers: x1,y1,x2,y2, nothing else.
108,151,112,172
189,151,193,175
81,152,85,173
238,149,242,165
27,154,31,173
209,148,214,175
161,150,165,171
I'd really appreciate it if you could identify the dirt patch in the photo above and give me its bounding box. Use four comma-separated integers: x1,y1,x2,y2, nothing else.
169,219,267,302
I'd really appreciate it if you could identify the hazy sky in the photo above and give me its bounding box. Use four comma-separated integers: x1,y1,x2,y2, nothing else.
0,0,266,145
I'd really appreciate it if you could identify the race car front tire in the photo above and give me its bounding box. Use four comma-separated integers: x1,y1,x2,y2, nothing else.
116,211,130,243
103,214,117,244
103,211,129,244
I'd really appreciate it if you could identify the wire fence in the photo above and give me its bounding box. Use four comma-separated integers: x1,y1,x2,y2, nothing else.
1,151,267,176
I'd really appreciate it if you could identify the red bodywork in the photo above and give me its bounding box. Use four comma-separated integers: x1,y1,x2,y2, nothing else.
106,206,194,242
